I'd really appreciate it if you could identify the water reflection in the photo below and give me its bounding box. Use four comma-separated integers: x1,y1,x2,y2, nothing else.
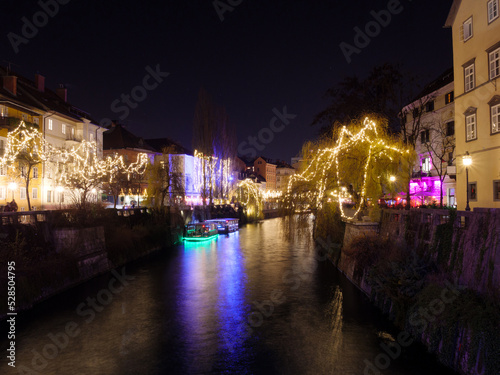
1,218,459,375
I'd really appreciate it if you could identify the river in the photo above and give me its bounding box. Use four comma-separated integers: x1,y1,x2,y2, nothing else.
2,217,457,374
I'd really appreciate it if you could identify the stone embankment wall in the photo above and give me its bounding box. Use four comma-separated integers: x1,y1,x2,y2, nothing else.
336,208,500,375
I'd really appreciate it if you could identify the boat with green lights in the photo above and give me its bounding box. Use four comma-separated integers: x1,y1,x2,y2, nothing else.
183,222,218,241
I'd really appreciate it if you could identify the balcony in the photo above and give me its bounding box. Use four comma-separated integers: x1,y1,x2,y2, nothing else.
0,117,38,131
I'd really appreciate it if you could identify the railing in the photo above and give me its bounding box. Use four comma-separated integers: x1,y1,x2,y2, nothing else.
0,210,49,226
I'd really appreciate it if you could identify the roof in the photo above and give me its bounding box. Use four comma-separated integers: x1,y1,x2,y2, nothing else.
276,160,295,169
409,67,454,104
103,123,156,152
145,137,192,155
444,0,461,28
0,66,98,124
255,156,276,165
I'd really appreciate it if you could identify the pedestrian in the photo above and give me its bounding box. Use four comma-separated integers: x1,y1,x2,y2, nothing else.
4,202,11,212
10,199,18,212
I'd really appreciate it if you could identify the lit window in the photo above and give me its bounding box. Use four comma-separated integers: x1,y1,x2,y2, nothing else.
48,119,53,130
464,64,475,92
468,182,477,200
492,103,500,133
33,167,38,179
0,187,5,199
20,188,26,200
0,105,8,117
445,91,454,104
489,47,500,79
422,157,431,172
466,114,477,141
62,123,66,134
488,0,499,23
462,17,473,41
47,190,52,203
32,188,38,199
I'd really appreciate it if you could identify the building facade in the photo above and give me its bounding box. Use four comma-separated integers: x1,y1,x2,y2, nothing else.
0,68,105,211
445,0,500,209
254,156,277,190
276,161,295,191
402,69,457,207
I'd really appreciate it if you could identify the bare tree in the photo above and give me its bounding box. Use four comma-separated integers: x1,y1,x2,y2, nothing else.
146,146,185,210
421,120,456,207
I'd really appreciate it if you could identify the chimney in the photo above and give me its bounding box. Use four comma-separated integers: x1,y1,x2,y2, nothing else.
35,74,45,92
3,75,17,96
56,84,67,102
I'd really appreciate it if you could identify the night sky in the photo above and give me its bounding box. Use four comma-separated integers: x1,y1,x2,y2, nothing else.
2,0,453,161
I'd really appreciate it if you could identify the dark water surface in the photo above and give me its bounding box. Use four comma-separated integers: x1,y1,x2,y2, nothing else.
2,218,458,374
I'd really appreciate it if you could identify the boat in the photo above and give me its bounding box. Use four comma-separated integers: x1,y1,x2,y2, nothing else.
204,218,239,234
183,222,218,241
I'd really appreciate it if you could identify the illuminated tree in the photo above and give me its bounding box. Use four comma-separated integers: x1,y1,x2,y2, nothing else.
234,179,263,221
285,117,411,221
0,122,48,211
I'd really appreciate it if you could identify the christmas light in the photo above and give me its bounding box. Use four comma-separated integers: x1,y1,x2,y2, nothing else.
285,117,409,220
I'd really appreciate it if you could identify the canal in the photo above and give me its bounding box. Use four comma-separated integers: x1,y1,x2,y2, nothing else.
3,217,457,374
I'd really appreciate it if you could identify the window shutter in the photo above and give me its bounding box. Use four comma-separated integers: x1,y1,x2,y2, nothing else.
459,25,464,41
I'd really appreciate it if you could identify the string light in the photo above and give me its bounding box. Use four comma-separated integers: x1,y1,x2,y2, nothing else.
285,117,409,220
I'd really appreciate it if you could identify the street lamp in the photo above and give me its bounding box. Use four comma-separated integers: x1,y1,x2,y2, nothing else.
8,182,17,200
389,175,396,182
463,151,472,211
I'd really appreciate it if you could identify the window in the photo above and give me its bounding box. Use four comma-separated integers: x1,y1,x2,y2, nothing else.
489,47,500,79
445,91,454,104
20,188,26,200
32,188,38,199
488,0,499,23
426,101,435,112
464,64,475,92
0,105,8,117
420,129,430,143
448,151,454,166
62,123,66,134
0,187,5,199
492,103,500,134
446,121,455,136
20,166,27,177
33,117,39,125
463,17,473,41
494,180,500,201
468,182,477,200
0,165,5,176
466,114,477,141
90,133,94,142
59,191,64,203
33,167,38,179
422,157,431,172
48,119,53,130
47,190,52,203
71,128,75,137
0,139,4,156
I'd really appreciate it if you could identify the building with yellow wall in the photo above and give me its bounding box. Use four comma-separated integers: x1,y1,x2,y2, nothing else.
445,0,500,209
0,67,105,211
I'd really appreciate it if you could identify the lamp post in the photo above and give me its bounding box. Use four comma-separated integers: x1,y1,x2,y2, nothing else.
463,151,472,211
